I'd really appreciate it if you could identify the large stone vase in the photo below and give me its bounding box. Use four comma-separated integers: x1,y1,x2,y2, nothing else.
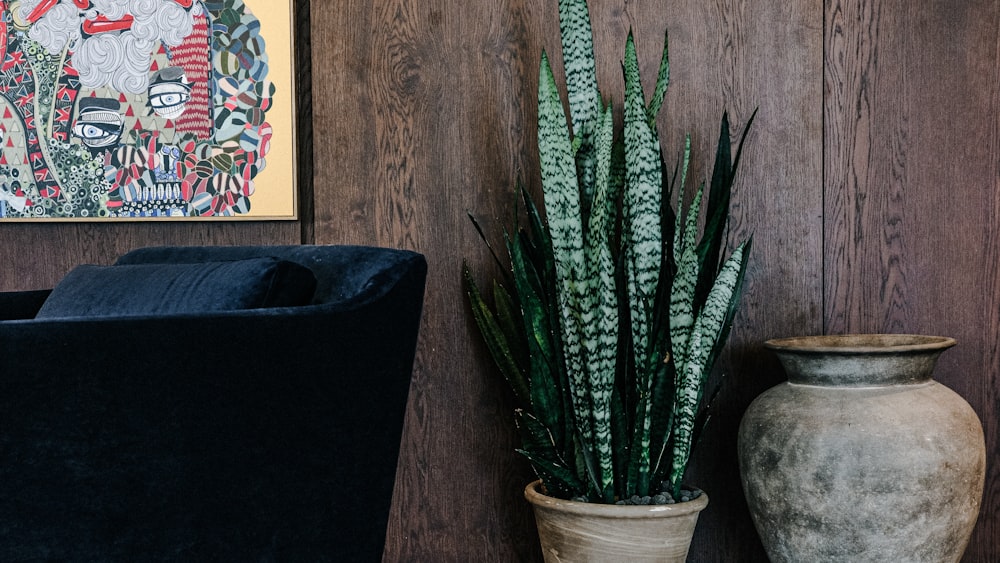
738,334,985,562
524,480,708,562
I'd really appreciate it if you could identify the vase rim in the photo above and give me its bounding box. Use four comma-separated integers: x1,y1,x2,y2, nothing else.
764,334,956,354
523,480,708,518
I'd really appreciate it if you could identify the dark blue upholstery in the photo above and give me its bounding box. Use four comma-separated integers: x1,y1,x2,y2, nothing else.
0,245,427,562
36,258,318,318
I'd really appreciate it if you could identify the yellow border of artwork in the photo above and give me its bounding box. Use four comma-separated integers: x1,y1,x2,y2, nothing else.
0,0,298,222
237,0,297,220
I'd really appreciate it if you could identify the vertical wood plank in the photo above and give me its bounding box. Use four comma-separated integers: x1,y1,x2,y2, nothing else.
661,2,824,560
825,1,1000,559
314,0,552,559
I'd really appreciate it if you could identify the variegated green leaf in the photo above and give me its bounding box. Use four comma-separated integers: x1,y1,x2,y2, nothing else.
538,51,595,462
623,33,663,371
671,135,691,266
669,184,703,371
646,28,670,128
582,103,618,496
557,0,600,141
622,33,664,494
669,241,749,494
558,0,601,210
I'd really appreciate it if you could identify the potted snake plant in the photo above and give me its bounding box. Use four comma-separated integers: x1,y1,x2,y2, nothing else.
464,0,754,559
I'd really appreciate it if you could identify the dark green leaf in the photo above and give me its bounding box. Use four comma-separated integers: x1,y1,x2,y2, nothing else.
463,264,531,405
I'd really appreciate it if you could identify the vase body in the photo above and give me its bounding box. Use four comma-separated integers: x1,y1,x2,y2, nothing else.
739,335,986,563
524,481,707,562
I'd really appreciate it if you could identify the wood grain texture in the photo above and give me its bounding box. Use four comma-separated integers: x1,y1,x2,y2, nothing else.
824,0,1000,559
0,222,300,292
311,0,820,561
663,2,823,560
313,0,548,559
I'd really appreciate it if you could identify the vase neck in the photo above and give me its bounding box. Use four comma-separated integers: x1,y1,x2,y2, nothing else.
776,351,947,386
765,335,955,387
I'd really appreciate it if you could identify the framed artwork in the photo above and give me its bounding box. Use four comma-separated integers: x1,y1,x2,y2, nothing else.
0,0,297,220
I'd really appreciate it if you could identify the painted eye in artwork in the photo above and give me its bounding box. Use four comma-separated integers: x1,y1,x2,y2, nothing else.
74,124,108,139
71,122,122,148
150,92,190,109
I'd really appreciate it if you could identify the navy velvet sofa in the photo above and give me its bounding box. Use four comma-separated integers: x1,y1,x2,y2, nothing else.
0,245,427,561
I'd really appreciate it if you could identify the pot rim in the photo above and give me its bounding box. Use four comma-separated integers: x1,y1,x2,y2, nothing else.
764,334,955,355
523,480,709,519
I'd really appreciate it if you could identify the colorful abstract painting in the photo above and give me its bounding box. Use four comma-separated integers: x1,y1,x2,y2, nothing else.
0,0,296,220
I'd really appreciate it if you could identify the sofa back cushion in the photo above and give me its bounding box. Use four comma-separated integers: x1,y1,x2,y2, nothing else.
35,257,317,319
116,245,423,308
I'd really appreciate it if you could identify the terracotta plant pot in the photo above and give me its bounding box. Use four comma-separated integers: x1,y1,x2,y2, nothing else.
524,480,708,562
739,334,986,562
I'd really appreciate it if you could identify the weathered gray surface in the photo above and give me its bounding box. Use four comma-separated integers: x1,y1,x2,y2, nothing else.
740,337,986,562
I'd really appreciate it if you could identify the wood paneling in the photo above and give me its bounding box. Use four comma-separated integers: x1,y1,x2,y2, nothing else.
4,0,998,559
665,2,824,561
0,222,300,291
312,0,820,560
825,1,999,560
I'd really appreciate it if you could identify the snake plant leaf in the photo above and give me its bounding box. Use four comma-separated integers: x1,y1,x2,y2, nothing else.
646,28,670,128
463,264,532,406
467,212,509,276
510,236,566,443
702,236,753,386
518,186,582,469
671,135,692,266
610,383,629,499
623,32,663,373
696,109,757,305
690,237,753,454
538,51,596,463
582,103,618,497
557,0,600,138
510,235,555,372
492,279,529,373
516,409,584,498
669,240,749,494
703,113,733,267
622,32,665,494
647,355,677,485
668,184,704,371
519,185,559,323
588,104,617,243
558,0,601,212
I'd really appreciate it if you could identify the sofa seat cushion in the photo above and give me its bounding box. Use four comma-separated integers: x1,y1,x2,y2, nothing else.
35,257,317,319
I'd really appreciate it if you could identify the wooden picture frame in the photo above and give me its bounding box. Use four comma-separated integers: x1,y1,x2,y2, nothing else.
0,0,297,220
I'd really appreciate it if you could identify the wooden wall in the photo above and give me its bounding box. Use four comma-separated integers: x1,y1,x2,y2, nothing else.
824,1,1000,560
312,0,821,560
0,0,996,561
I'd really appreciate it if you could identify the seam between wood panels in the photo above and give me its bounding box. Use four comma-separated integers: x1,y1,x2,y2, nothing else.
821,0,828,336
